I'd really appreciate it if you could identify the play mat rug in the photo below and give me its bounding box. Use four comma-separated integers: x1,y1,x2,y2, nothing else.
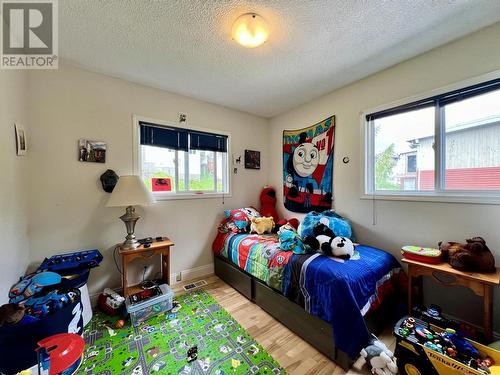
77,289,285,374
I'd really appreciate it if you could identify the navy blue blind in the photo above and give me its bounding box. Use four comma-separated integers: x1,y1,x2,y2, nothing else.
140,122,228,153
140,122,188,151
366,99,434,121
189,131,228,152
366,77,500,121
439,77,500,105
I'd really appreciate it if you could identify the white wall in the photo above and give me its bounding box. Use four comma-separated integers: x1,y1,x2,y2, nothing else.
269,22,500,330
5,19,500,332
0,71,30,304
27,64,269,296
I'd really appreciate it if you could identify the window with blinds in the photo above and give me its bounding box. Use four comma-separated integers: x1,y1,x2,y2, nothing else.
137,120,229,197
364,77,500,202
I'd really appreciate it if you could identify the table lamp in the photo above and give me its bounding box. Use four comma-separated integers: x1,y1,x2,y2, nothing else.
106,175,155,250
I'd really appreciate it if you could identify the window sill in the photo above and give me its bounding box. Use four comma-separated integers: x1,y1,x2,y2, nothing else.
360,192,500,205
152,192,232,201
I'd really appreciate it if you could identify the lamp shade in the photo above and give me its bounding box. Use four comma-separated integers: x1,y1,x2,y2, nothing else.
106,175,155,207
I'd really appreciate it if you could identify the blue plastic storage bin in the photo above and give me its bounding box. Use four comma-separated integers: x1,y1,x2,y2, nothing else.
125,284,173,326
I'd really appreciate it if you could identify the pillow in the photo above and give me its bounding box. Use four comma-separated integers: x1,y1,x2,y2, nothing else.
218,207,262,234
225,207,261,220
218,217,246,234
223,207,261,232
299,210,354,241
223,209,249,231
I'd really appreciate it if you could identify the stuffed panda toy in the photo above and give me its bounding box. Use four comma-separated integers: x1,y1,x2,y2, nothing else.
317,235,354,260
303,223,354,260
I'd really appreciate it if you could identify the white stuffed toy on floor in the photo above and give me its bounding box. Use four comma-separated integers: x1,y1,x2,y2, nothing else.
360,335,398,375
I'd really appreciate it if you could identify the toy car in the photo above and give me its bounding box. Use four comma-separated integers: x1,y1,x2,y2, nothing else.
394,316,500,375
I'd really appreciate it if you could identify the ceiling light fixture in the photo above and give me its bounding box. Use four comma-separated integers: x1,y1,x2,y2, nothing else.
232,13,268,48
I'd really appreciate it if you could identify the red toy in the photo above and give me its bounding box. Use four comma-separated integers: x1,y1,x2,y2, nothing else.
37,333,84,375
259,187,299,230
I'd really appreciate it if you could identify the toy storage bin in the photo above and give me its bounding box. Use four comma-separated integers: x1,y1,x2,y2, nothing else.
0,290,83,375
37,260,95,326
126,284,174,327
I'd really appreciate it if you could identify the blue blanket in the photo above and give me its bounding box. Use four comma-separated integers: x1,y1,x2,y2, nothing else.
282,245,401,359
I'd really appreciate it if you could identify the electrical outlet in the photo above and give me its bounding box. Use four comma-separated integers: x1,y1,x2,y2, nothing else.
176,272,182,282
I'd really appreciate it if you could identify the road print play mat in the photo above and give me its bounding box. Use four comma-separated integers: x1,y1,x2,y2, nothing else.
77,289,284,374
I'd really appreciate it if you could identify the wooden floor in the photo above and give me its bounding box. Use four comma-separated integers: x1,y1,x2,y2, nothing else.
172,274,396,375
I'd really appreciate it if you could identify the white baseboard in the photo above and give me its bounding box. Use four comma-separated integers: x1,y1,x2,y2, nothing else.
90,263,214,304
169,263,214,285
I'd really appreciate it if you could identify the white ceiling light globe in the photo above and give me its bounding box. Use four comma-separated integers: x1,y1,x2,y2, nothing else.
232,13,269,48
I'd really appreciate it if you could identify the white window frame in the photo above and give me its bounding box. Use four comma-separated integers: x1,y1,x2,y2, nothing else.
361,70,500,205
132,115,231,201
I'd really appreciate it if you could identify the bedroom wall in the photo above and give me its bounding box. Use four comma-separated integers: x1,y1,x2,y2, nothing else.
26,64,269,296
269,22,500,331
0,71,30,304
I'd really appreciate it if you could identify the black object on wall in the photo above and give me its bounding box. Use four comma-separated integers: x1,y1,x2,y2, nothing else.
100,169,119,193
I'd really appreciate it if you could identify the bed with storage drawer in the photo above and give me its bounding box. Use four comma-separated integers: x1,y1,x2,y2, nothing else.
212,231,404,369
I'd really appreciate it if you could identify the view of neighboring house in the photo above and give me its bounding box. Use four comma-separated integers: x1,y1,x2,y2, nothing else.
394,115,500,190
141,146,218,192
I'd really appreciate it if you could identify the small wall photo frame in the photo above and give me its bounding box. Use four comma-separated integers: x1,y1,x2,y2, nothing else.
15,123,27,156
244,150,260,170
78,139,107,163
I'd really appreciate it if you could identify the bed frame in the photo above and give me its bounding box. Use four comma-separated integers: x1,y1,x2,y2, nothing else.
214,254,395,370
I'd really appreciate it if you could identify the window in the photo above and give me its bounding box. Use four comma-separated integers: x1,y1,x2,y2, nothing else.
136,119,229,198
406,154,417,173
365,77,500,201
371,107,435,192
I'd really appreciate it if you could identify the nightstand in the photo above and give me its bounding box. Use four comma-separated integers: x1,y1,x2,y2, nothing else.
402,258,500,341
118,237,174,297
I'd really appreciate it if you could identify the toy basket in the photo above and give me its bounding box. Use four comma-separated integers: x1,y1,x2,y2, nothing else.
394,316,500,375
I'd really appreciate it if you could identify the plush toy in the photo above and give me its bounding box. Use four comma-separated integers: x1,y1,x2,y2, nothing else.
360,335,398,375
439,237,495,272
250,217,275,235
221,207,262,234
260,187,280,223
259,187,299,231
328,237,355,259
303,223,354,259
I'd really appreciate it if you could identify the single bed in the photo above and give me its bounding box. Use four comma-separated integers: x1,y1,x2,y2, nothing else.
212,231,404,370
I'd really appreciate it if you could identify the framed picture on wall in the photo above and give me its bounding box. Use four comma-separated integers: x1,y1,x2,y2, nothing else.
15,123,27,156
244,150,260,169
78,139,107,163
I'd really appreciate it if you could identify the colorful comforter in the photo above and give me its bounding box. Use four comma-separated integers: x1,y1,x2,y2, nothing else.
212,232,403,359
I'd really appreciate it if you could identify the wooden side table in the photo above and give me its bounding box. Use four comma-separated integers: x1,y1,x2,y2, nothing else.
402,258,500,341
118,237,174,297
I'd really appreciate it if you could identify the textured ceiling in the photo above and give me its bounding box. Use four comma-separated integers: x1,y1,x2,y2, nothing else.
60,1,500,118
